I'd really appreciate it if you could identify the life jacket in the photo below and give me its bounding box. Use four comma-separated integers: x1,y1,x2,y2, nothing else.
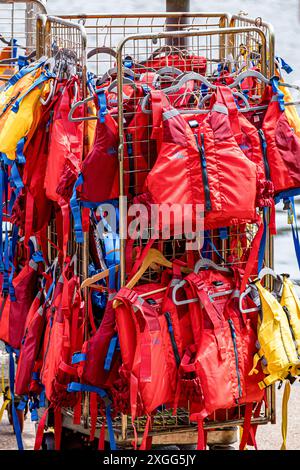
144,86,259,232
280,274,300,356
138,52,207,76
73,266,121,390
0,251,44,350
41,259,84,408
15,290,45,395
176,268,264,449
0,60,46,132
250,277,300,388
114,277,182,422
261,77,300,199
44,77,83,203
0,67,52,163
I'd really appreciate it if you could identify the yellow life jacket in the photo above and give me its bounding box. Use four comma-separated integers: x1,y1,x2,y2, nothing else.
86,98,97,152
250,279,300,389
280,275,300,361
279,85,300,138
0,61,45,132
0,73,52,162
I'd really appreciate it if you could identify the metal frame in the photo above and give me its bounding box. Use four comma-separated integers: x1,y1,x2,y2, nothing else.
34,13,276,446
0,0,46,54
230,13,275,76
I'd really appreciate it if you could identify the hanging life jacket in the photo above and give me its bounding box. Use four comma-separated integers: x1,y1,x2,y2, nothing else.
0,66,52,164
114,273,186,422
73,265,122,390
144,86,259,233
15,290,45,395
0,250,44,350
250,277,300,388
44,76,83,203
262,77,300,200
175,268,264,448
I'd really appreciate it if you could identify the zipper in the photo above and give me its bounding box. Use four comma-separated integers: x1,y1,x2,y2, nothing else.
258,129,271,180
194,133,212,211
125,132,135,192
228,319,242,401
282,306,300,359
165,312,181,367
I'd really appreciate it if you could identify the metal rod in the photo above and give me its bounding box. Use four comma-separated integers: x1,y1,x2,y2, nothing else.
166,1,190,48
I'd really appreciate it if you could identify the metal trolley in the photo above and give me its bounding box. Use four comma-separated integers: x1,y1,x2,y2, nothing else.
35,13,276,448
0,0,46,69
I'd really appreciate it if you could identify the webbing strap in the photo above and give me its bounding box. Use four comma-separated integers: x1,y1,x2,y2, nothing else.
258,207,268,273
104,335,118,371
0,167,5,272
280,380,291,450
6,60,45,88
70,174,84,243
96,89,107,123
291,198,300,269
6,346,23,450
270,76,285,112
67,382,117,450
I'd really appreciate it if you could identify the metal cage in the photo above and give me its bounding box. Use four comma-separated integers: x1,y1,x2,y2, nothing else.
34,13,276,447
0,0,46,56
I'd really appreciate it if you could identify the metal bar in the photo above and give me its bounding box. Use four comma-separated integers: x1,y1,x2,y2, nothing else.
166,1,190,48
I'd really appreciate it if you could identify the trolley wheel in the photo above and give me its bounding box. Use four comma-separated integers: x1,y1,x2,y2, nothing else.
42,432,55,450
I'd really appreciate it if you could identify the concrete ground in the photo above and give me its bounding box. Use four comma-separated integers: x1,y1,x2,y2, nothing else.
0,382,299,450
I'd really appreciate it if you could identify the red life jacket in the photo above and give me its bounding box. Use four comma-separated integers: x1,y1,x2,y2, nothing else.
114,279,181,420
0,256,42,349
15,291,45,395
74,267,122,390
261,78,300,198
138,52,207,76
41,260,84,407
44,77,83,203
144,86,259,232
175,268,264,448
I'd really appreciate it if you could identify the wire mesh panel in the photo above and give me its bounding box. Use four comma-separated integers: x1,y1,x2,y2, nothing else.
230,13,275,77
0,0,46,80
58,13,232,76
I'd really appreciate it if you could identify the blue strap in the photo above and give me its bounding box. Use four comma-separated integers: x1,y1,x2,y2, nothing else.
291,198,300,269
0,167,4,272
11,73,50,113
18,56,29,70
258,208,268,272
39,389,46,408
108,265,116,291
31,250,44,264
12,39,18,59
96,89,107,123
9,262,16,301
276,57,293,74
67,382,117,450
16,138,26,165
104,335,118,371
6,59,46,88
270,76,285,111
17,397,28,411
70,174,84,243
2,223,10,294
6,346,24,450
10,163,24,189
71,352,87,364
219,227,228,240
202,230,226,263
